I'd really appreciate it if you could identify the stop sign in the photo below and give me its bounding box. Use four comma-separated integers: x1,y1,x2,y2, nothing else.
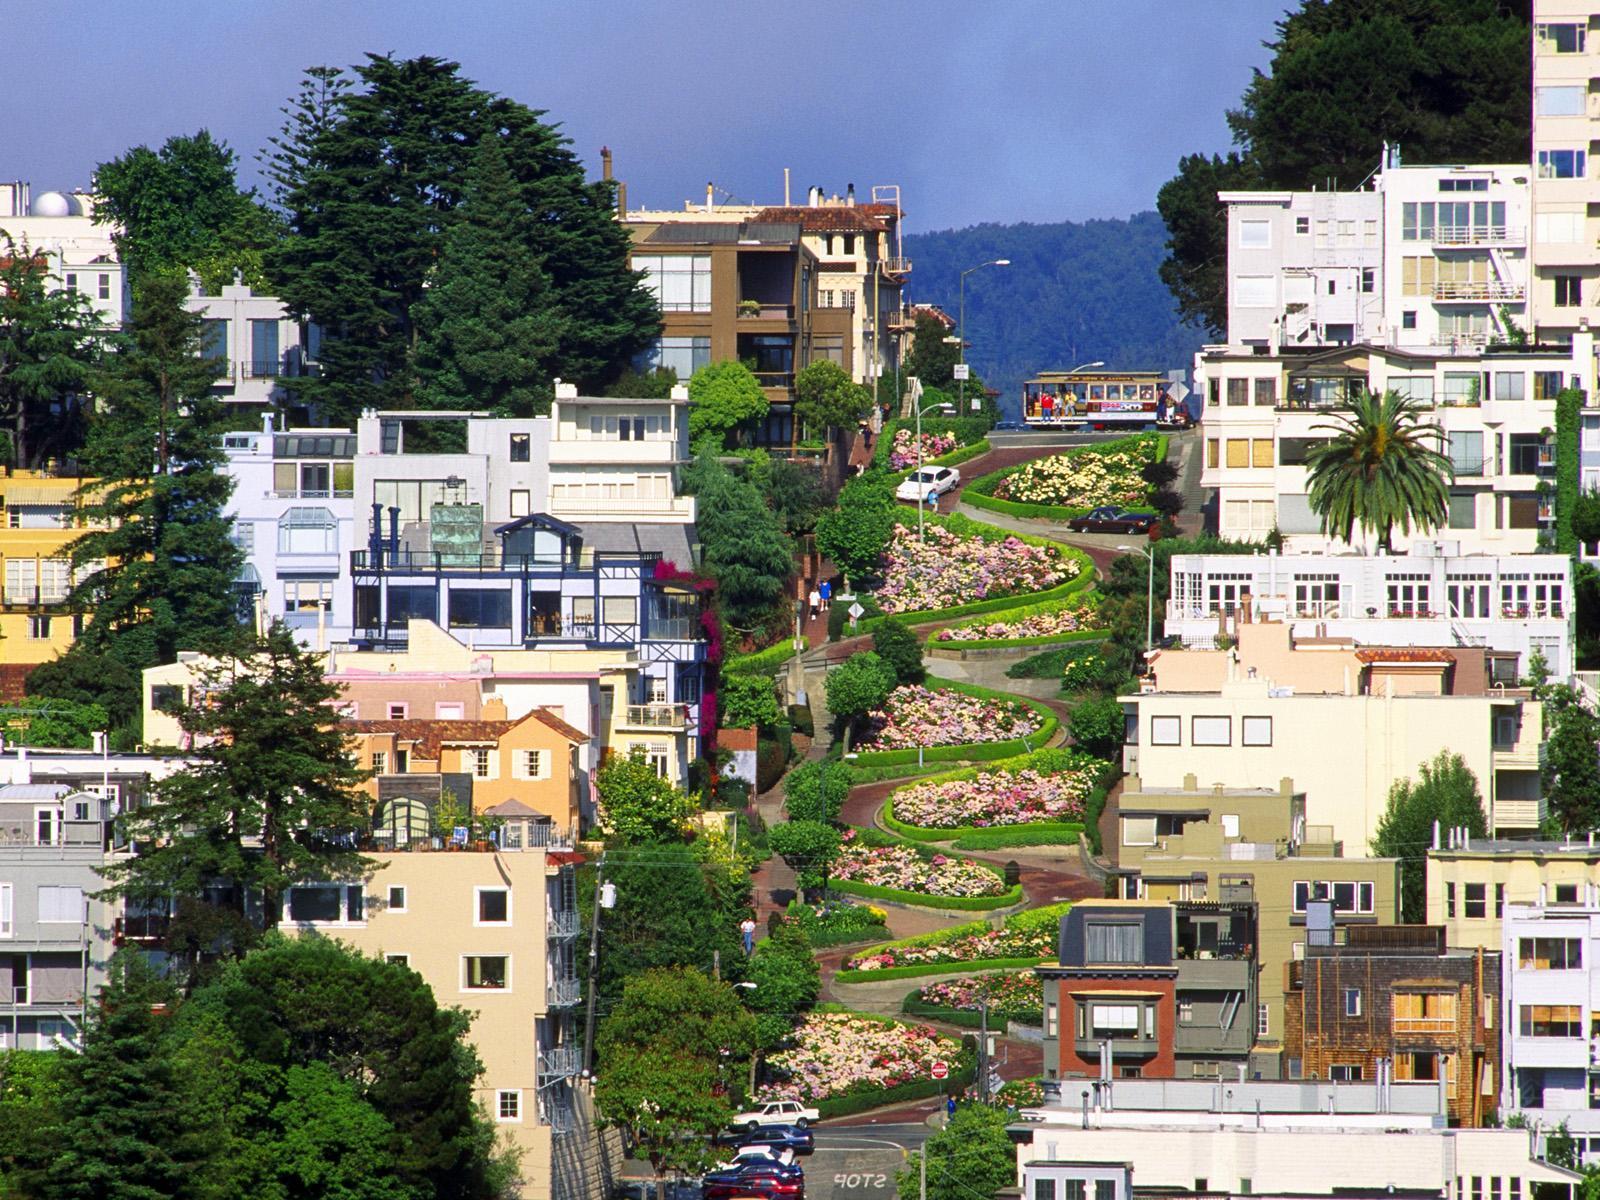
931,1061,949,1080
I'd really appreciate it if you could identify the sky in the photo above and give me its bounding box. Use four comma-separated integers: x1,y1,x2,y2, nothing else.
6,0,1283,234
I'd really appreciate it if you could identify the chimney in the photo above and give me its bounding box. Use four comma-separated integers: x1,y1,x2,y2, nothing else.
784,167,791,206
1213,783,1226,797
387,506,400,555
262,411,276,435
706,182,714,212
482,697,508,721
810,185,821,207
600,146,612,181
1432,820,1441,850
617,181,627,219
1183,773,1198,791
1280,777,1294,797
847,182,856,206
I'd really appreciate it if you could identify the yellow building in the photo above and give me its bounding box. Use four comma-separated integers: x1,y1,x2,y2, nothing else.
0,470,99,671
1427,836,1600,950
281,839,593,1199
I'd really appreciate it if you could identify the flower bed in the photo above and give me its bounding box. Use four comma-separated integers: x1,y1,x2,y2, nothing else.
785,899,889,947
964,435,1166,521
859,685,1040,751
757,1011,966,1106
935,602,1102,644
886,751,1103,831
907,972,1043,1024
889,427,959,470
841,905,1066,977
833,830,1005,898
994,1077,1046,1108
875,522,1077,616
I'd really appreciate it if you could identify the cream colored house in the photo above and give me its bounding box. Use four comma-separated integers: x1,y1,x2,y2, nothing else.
280,842,587,1198
1428,835,1600,950
1124,622,1545,850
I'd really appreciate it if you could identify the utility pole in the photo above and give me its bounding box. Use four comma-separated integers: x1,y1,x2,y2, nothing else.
978,999,989,1103
581,855,606,1076
919,1134,926,1200
713,949,721,981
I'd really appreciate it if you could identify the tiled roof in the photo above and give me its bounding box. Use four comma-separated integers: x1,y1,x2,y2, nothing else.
343,718,515,760
528,707,586,744
1354,648,1455,664
753,206,888,233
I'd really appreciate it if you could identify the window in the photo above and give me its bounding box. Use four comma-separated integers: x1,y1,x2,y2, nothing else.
1253,378,1276,406
1389,376,1435,405
1464,883,1487,919
1331,1064,1363,1081
517,749,547,780
1206,439,1218,468
386,885,407,913
448,588,511,629
1178,999,1194,1024
97,273,110,301
277,507,337,554
1556,275,1583,308
1539,149,1587,180
497,1090,522,1122
509,489,530,517
476,888,510,925
1226,379,1249,406
1122,817,1156,847
1446,882,1456,916
1191,716,1231,746
1520,938,1583,969
1402,310,1417,330
27,615,50,640
1034,1180,1056,1200
5,557,71,604
385,954,409,967
510,433,530,462
1556,883,1579,904
286,884,363,924
1257,1004,1269,1036
1326,279,1337,296
37,885,83,923
463,955,509,991
1401,256,1436,296
1235,276,1274,308
631,254,711,312
1241,716,1272,747
1539,85,1589,117
283,580,332,613
1520,1004,1583,1037
1279,437,1327,466
1064,1183,1086,1200
0,884,10,938
370,750,388,775
1361,268,1375,294
1084,922,1143,965
1538,21,1586,53
1251,439,1273,468
1386,574,1430,616
1087,1003,1142,1037
1295,216,1309,235
1239,219,1271,249
472,748,492,779
1343,988,1362,1017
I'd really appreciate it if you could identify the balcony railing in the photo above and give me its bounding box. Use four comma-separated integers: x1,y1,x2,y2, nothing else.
547,976,581,1008
547,909,580,939
351,548,660,575
1433,226,1523,246
241,360,283,379
753,371,795,391
885,308,918,331
879,257,912,276
1434,281,1526,302
738,303,794,320
646,617,698,641
621,703,689,730
1392,1015,1456,1034
539,1043,582,1080
1167,598,1566,623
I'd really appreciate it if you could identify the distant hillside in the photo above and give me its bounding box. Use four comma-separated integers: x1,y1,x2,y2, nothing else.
903,212,1206,411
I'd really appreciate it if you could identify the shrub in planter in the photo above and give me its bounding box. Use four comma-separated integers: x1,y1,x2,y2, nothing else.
788,703,815,738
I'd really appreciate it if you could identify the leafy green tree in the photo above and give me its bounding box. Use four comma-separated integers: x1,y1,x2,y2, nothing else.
596,746,696,842
1155,152,1259,336
769,819,842,895
872,618,926,685
906,312,961,391
688,360,769,451
411,137,566,416
1371,750,1487,922
598,966,758,1065
0,698,109,748
602,365,679,399
98,627,372,950
795,360,871,436
720,672,782,729
1573,488,1600,552
744,917,819,1051
782,760,849,825
1543,690,1600,835
594,1047,730,1186
68,273,240,671
24,651,141,743
1068,695,1126,760
764,457,829,535
0,1049,68,1180
824,651,896,752
684,455,795,632
898,1102,1015,1200
0,237,105,467
92,130,281,291
1306,390,1451,552
815,476,897,588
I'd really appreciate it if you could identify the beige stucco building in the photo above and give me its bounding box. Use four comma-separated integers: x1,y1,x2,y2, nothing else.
1427,836,1600,950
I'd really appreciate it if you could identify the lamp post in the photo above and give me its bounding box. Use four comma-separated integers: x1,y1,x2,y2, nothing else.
1118,543,1156,659
958,259,1009,413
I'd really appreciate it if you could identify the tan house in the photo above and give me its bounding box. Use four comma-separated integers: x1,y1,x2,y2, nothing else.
1427,835,1600,950
343,705,585,830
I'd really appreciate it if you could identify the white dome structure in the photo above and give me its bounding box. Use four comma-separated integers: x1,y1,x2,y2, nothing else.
29,191,77,217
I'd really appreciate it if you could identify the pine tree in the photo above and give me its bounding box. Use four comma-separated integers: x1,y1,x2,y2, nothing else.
98,626,373,947
68,273,240,671
411,137,566,414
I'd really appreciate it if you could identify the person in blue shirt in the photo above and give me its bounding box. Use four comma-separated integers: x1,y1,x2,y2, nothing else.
818,580,832,613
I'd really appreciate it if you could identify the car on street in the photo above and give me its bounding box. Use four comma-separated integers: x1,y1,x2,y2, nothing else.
716,1124,814,1154
701,1160,805,1200
729,1099,818,1130
895,466,961,504
1066,505,1158,534
716,1145,798,1171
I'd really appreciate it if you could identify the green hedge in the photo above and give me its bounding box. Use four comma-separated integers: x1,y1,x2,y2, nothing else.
830,878,1024,911
880,747,1108,840
725,637,808,675
805,924,891,948
847,678,1059,767
844,761,949,786
962,434,1167,521
815,1064,977,1119
1557,388,1581,555
833,956,1048,985
951,824,1084,850
901,992,1044,1029
924,594,1106,651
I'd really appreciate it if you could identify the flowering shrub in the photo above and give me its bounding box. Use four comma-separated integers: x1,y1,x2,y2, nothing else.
995,1077,1047,1108
935,603,1102,643
1061,652,1111,691
875,523,1076,615
859,685,1040,750
844,922,1054,971
833,831,1006,897
914,973,1042,1018
891,761,1098,828
757,1012,963,1103
889,428,959,470
992,446,1151,508
786,899,888,939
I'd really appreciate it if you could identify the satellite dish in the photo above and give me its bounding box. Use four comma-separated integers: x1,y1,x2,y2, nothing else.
30,191,76,217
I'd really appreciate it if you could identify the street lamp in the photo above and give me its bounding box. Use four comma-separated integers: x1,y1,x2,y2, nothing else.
1118,543,1156,658
958,259,1009,413
1068,360,1105,374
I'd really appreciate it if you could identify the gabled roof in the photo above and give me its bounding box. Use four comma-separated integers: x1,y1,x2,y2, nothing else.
343,719,515,760
493,512,582,539
481,798,549,818
527,707,586,744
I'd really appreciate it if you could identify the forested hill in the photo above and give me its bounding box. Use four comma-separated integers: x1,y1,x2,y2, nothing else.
903,211,1207,410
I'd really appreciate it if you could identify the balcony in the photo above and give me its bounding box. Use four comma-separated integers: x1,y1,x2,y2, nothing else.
1433,226,1524,247
879,257,912,277
645,617,698,642
1392,1014,1456,1035
539,1043,582,1080
1433,281,1526,303
1174,1021,1252,1055
241,360,283,380
620,703,689,730
547,976,581,1008
547,909,580,939
1493,795,1547,830
885,307,918,331
737,302,795,320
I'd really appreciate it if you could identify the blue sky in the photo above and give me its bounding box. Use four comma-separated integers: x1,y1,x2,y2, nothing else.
9,0,1282,232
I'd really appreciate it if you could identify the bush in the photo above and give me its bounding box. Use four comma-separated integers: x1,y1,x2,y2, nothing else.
814,1064,977,1119
1003,861,1022,889
951,824,1085,851
962,434,1167,521
785,899,888,947
872,618,926,685
829,592,884,641
725,637,808,675
721,672,782,729
1006,642,1105,679
783,760,850,824
788,703,814,738
832,956,1047,985
756,737,787,794
1068,696,1125,760
829,878,1023,911
880,747,1108,839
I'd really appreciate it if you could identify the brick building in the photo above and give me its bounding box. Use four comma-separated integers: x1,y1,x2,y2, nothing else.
1282,924,1500,1125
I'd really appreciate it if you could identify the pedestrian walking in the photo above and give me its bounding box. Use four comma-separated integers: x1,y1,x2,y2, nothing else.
946,1095,956,1119
818,580,832,613
740,917,756,955
808,586,821,619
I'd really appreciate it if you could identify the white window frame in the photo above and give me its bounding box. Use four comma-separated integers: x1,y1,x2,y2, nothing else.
462,954,512,993
1150,715,1181,746
387,703,408,720
474,887,512,927
283,883,365,927
516,748,548,781
435,702,465,720
1257,1004,1270,1037
1343,988,1362,1017
1241,716,1272,747
1191,716,1232,746
472,747,494,780
497,1089,523,1123
370,750,388,775
386,885,408,914
34,807,60,847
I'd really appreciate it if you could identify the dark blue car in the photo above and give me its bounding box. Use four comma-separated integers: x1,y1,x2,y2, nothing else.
716,1124,814,1154
701,1159,804,1200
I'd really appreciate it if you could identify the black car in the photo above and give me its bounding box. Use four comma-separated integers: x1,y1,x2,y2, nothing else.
1066,505,1158,534
701,1161,804,1200
716,1124,814,1154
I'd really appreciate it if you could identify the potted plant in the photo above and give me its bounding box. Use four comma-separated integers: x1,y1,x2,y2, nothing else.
738,299,761,318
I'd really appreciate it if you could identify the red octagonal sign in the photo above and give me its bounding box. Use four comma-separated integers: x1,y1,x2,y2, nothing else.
931,1061,949,1080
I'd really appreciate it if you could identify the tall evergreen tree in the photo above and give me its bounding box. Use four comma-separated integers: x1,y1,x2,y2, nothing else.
68,273,240,670
0,239,105,466
411,137,565,414
98,626,373,951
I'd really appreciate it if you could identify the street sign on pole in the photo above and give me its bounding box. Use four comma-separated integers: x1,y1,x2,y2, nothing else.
952,364,970,381
931,1061,949,1080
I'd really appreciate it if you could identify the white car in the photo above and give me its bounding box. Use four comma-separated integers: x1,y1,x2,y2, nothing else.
718,1145,798,1171
730,1099,819,1130
895,466,961,504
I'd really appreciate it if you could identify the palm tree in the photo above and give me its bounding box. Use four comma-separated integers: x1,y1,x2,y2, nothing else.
1305,389,1453,552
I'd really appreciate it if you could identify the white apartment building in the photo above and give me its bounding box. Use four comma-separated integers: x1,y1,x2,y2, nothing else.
183,275,308,407
1011,1077,1574,1200
1164,549,1573,675
0,182,127,327
1531,4,1600,345
1501,900,1600,1163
